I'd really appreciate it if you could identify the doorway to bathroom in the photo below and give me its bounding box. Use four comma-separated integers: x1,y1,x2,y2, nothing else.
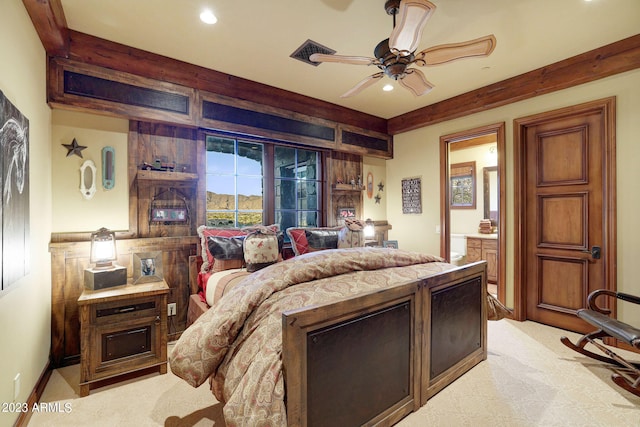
440,123,506,304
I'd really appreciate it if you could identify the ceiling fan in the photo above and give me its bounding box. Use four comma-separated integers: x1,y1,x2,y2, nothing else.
310,0,496,98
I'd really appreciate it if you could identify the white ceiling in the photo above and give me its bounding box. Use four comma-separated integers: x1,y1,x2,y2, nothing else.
59,0,640,119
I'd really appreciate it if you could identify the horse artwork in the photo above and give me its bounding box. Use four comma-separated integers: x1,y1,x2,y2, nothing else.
0,90,30,292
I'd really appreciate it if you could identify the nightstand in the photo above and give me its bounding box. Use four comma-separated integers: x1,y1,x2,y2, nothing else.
78,280,169,396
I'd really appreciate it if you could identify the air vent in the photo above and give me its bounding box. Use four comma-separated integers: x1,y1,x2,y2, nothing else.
290,40,336,66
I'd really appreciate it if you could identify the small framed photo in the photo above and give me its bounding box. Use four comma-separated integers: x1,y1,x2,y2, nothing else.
151,207,187,222
383,240,399,249
338,207,356,219
132,251,163,284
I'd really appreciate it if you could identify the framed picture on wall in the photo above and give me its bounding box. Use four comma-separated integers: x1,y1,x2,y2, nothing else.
401,176,422,214
450,161,476,209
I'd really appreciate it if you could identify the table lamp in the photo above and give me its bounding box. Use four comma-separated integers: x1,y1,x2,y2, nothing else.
84,227,127,290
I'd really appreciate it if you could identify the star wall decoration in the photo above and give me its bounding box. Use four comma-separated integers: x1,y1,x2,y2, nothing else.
378,181,384,192
62,138,87,158
375,194,381,204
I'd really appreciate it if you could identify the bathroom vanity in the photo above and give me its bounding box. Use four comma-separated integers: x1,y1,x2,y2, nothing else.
466,234,497,285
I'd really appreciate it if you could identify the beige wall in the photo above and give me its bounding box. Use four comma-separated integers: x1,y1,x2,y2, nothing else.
362,156,387,221
387,69,640,327
0,2,53,425
51,110,129,233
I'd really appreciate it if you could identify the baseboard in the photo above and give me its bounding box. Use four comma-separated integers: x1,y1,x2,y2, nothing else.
12,360,52,427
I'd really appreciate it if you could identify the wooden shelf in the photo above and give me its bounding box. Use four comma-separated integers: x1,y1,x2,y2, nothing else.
332,183,365,192
137,169,198,182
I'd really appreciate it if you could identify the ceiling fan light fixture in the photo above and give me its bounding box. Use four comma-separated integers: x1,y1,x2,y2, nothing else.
199,9,218,25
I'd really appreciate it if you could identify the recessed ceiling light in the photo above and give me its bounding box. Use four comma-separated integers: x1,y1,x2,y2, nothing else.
200,9,218,25
383,84,394,92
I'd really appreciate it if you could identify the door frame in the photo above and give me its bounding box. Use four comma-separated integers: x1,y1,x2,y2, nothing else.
440,122,506,303
513,97,617,321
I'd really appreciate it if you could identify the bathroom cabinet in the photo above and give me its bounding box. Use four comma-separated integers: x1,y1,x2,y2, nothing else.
466,235,497,285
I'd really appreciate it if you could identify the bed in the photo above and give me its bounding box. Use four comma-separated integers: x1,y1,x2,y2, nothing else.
171,247,497,426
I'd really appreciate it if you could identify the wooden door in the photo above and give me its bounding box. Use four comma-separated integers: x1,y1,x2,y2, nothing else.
515,98,616,333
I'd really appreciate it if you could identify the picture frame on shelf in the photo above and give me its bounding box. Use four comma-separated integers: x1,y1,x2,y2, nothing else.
383,240,399,249
132,251,163,284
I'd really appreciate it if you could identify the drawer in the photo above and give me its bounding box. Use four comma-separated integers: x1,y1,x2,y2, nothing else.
482,239,497,250
466,238,481,249
92,296,161,325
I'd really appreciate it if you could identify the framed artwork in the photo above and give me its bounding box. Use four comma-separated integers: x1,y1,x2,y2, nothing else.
132,251,163,284
338,207,356,219
366,172,374,199
151,207,187,222
0,90,30,292
450,161,476,209
401,177,422,214
383,240,399,249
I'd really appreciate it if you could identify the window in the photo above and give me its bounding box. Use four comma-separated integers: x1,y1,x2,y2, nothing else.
205,135,323,232
206,137,264,227
450,161,476,209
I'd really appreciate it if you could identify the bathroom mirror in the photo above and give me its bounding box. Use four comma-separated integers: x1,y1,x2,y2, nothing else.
483,166,498,227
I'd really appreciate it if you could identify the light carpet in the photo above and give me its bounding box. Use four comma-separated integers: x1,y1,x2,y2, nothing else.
27,320,640,427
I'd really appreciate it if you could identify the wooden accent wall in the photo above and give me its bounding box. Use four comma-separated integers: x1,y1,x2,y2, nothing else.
326,152,365,226
49,236,198,367
128,122,204,238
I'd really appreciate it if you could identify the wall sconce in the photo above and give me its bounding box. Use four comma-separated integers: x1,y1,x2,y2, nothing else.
84,227,127,290
364,218,375,239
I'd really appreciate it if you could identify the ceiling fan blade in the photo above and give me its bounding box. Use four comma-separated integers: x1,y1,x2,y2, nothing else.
398,69,434,96
309,53,376,66
417,35,497,66
389,0,436,54
340,73,384,98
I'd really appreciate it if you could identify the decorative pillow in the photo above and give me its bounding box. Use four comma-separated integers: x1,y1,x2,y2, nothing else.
207,235,246,260
243,230,284,272
197,226,246,272
338,226,365,248
286,228,309,256
197,224,280,273
286,227,342,255
305,229,340,251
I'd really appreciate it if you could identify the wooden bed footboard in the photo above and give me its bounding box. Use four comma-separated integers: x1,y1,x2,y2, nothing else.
282,261,487,427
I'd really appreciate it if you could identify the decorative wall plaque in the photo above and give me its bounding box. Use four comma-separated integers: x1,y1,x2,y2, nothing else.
401,177,422,214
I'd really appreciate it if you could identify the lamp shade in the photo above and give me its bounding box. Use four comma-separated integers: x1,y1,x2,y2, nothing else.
364,219,375,238
90,227,117,268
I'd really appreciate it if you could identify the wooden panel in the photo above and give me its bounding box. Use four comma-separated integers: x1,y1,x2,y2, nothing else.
283,282,421,427
421,261,487,404
537,128,587,185
48,58,198,126
538,194,586,248
199,92,338,151
49,237,198,367
337,124,393,159
538,256,587,312
306,301,412,427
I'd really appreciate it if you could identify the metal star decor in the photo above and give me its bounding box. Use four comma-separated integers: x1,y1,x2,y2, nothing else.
375,194,381,204
62,138,87,158
378,182,384,192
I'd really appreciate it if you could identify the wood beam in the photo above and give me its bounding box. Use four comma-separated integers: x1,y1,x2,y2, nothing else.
388,34,640,135
63,30,388,134
22,0,69,57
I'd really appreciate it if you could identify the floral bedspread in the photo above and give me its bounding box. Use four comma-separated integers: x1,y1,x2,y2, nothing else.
170,247,451,426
